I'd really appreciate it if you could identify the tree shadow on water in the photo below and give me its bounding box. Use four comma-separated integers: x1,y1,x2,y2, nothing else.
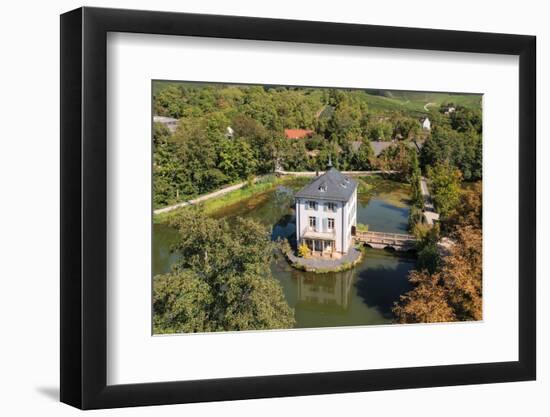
355,260,414,319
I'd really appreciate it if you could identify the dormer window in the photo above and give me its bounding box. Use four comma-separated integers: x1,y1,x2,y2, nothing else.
340,182,347,188
307,200,318,210
318,182,327,192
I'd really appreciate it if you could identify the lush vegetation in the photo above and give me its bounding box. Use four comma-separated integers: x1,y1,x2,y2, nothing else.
394,182,482,323
153,82,482,208
420,104,482,182
152,82,485,327
153,211,295,333
153,175,287,224
395,102,483,324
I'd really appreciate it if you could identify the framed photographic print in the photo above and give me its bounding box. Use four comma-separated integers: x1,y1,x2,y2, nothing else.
60,6,536,409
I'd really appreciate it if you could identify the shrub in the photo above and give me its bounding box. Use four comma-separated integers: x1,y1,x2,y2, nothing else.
298,243,310,258
408,206,424,232
279,238,292,256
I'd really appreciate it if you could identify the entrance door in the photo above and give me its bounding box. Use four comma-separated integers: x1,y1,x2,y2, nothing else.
314,240,323,252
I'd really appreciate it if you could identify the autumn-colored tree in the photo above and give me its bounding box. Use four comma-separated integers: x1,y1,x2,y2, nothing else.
445,181,482,232
442,226,483,321
394,225,482,323
371,142,412,181
393,270,456,323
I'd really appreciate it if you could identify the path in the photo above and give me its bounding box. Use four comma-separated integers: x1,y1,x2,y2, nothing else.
423,102,435,111
420,176,440,225
155,170,398,214
154,178,259,215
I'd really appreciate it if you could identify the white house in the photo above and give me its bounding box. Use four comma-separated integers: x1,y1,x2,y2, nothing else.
443,106,456,115
422,117,431,131
295,164,357,258
225,126,234,138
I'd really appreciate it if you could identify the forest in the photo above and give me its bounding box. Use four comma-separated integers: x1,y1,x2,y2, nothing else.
153,82,482,208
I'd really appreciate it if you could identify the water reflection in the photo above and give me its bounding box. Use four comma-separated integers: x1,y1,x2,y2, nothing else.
355,250,415,318
153,178,416,328
357,198,409,233
297,269,355,312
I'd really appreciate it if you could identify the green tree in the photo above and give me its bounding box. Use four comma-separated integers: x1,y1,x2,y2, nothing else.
350,139,374,170
421,116,482,181
367,119,393,141
427,162,462,217
153,211,295,333
445,181,482,233
408,153,423,209
153,270,213,333
394,117,421,139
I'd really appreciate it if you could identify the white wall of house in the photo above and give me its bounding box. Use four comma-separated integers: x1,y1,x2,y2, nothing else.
340,189,357,253
295,190,356,253
422,118,431,131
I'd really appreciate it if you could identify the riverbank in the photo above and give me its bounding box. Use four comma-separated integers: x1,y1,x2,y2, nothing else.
153,174,417,328
154,175,302,224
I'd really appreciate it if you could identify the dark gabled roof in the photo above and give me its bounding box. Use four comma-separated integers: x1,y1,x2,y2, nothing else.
295,168,357,202
370,141,394,156
370,140,420,156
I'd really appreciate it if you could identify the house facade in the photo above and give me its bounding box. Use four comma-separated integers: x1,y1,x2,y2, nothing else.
422,117,431,131
295,167,357,258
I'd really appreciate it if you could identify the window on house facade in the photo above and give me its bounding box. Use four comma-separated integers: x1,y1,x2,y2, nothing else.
328,218,335,230
309,216,316,229
326,202,336,212
307,200,318,210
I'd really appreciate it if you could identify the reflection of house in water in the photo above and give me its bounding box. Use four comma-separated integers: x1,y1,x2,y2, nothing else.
296,269,355,311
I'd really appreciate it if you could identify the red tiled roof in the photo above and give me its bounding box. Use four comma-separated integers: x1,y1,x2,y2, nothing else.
284,129,314,139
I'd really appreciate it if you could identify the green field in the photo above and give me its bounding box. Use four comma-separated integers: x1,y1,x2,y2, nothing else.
360,89,482,115
153,81,481,118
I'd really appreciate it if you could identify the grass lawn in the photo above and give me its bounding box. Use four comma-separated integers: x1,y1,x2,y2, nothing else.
154,175,295,224
362,90,482,115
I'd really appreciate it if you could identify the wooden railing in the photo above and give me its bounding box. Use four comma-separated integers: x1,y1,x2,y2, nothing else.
355,230,416,248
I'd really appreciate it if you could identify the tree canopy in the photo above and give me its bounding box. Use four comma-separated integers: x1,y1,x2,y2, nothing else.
153,211,295,333
394,183,483,324
153,83,482,208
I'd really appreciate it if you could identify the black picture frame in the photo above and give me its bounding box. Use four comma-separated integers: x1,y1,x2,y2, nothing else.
60,6,536,410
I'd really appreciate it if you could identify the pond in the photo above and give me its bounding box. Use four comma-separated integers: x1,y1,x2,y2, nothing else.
153,176,416,329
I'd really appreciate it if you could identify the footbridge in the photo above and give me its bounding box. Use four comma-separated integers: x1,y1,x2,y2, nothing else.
355,230,416,251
